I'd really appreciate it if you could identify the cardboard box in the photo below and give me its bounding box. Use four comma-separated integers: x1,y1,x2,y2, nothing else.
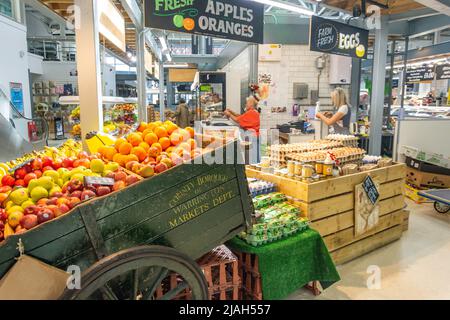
406,157,450,176
406,167,450,189
0,255,69,300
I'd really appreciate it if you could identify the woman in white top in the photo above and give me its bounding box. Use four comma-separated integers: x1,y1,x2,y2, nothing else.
316,88,351,134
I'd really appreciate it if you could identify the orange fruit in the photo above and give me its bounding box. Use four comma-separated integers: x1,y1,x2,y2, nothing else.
166,146,175,154
119,142,132,155
148,146,160,158
151,143,163,154
139,142,150,152
144,132,159,145
131,147,147,162
176,128,190,141
170,133,183,146
113,154,128,166
154,126,168,139
142,129,153,138
128,133,143,147
164,121,178,135
187,138,197,150
159,137,171,150
183,18,195,31
137,122,148,132
115,138,127,152
185,127,195,138
103,146,117,161
179,142,191,152
0,193,8,204
154,121,163,127
146,122,156,131
126,154,139,163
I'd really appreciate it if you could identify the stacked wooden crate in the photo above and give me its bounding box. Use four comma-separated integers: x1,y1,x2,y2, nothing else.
246,164,408,265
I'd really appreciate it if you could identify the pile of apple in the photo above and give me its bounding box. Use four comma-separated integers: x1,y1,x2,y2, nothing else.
0,152,140,241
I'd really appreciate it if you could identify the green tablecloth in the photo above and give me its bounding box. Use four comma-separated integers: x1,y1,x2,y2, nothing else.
227,228,340,300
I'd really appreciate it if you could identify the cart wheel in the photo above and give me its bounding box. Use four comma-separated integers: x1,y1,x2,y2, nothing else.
434,202,450,214
60,246,208,300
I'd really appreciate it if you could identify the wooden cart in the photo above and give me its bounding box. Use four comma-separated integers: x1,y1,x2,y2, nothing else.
0,140,253,300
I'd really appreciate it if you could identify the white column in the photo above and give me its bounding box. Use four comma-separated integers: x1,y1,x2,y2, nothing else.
136,29,148,122
74,0,103,143
159,64,165,122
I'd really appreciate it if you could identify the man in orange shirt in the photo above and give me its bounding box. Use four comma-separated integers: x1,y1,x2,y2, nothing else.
224,95,261,163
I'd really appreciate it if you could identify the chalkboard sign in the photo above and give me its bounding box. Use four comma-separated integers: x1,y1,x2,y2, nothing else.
406,66,435,83
144,0,264,44
84,176,115,186
436,63,450,80
310,16,369,59
362,176,380,205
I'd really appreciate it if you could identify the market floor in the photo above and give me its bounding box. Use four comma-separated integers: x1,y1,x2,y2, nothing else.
289,199,450,300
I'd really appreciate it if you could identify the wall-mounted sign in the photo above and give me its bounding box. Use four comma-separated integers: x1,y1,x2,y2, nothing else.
436,63,450,80
309,16,369,59
144,0,264,44
258,44,282,62
9,82,24,115
406,66,435,83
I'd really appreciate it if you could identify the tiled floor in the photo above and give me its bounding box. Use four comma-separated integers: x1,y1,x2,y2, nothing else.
290,199,450,300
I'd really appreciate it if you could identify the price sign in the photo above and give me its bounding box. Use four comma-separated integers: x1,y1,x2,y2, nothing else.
84,176,115,186
406,66,435,83
362,176,380,205
436,63,450,80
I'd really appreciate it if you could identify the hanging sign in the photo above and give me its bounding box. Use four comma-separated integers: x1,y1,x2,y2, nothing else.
309,16,369,59
362,176,380,205
144,0,264,44
10,82,24,116
406,66,435,83
436,63,450,80
355,177,380,236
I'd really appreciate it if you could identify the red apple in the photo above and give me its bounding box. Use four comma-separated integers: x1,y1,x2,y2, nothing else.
154,162,168,174
37,209,55,224
42,166,54,172
96,186,111,197
58,203,70,215
0,209,7,222
0,221,4,231
67,179,83,193
20,214,38,230
126,175,140,186
24,205,39,216
114,171,127,182
62,158,74,168
0,186,12,193
37,198,49,206
47,205,64,217
68,197,81,209
53,161,62,170
46,197,59,206
34,170,43,178
14,167,27,180
70,190,82,199
113,181,126,192
41,156,53,168
31,158,43,170
24,164,32,173
14,179,26,187
81,190,96,201
1,175,15,187
24,173,37,186
56,197,70,206
78,151,89,159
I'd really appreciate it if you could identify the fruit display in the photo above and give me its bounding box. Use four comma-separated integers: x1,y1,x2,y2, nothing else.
239,191,308,247
111,103,138,125
0,150,141,241
97,120,200,178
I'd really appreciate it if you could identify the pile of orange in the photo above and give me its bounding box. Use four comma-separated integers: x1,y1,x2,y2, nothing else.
100,120,201,169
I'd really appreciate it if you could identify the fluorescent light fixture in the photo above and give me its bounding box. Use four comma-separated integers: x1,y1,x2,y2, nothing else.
159,36,168,51
163,63,189,68
386,57,449,70
252,0,314,16
165,53,172,62
131,56,137,63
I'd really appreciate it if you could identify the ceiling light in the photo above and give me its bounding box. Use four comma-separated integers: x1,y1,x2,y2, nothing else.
127,52,132,58
131,56,137,63
163,63,189,68
252,0,314,16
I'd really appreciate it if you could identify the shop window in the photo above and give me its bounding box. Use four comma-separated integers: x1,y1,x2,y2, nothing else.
0,0,13,18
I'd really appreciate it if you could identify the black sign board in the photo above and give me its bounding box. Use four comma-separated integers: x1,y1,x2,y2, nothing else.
362,176,380,205
436,63,450,80
406,66,435,83
310,16,369,59
144,0,264,44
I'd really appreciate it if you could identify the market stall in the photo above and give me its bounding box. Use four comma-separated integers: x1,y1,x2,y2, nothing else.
246,137,409,265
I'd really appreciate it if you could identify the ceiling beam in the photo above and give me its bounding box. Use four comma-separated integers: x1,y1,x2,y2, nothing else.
118,0,142,29
414,0,450,16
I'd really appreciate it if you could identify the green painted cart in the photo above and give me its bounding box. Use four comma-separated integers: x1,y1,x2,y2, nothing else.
0,140,253,300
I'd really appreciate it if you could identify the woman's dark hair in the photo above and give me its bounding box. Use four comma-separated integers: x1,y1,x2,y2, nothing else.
179,98,186,104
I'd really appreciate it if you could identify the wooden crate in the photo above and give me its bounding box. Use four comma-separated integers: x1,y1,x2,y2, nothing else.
402,210,410,232
246,163,407,265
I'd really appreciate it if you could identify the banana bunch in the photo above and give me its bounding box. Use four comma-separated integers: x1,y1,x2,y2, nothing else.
0,163,10,179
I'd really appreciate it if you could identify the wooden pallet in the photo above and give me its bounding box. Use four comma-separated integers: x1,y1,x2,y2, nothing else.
246,163,407,265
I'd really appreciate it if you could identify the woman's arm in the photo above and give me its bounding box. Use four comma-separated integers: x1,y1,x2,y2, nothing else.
316,112,345,126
